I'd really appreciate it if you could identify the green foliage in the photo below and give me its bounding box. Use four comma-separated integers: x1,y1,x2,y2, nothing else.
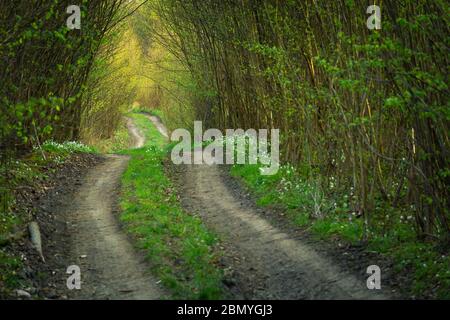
148,0,449,243
0,1,131,154
80,25,138,145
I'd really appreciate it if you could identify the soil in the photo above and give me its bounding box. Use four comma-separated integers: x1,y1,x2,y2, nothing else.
7,118,164,300
169,149,406,299
6,153,102,299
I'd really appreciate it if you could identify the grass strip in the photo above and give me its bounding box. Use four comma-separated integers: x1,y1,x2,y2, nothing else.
119,113,223,299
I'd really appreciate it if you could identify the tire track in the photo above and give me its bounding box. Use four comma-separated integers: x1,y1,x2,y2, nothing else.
176,151,390,300
64,118,164,299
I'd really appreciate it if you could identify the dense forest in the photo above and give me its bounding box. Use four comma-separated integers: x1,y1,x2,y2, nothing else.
138,0,450,242
0,0,449,300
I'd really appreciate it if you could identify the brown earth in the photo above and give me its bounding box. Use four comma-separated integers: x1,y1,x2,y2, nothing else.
6,118,164,300
170,150,403,299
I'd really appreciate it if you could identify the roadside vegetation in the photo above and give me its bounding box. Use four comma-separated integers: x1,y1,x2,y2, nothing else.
0,141,96,297
119,113,224,299
231,162,450,298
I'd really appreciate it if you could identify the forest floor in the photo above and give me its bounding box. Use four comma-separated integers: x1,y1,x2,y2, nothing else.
5,115,409,299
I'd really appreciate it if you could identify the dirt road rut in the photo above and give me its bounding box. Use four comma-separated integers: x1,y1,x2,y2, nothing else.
177,150,389,299
65,119,163,299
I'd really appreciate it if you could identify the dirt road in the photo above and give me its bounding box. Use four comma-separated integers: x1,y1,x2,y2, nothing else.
63,118,163,299
49,116,390,300
175,150,390,299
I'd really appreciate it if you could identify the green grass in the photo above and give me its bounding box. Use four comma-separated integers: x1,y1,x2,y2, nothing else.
119,113,224,299
148,109,164,119
231,162,450,299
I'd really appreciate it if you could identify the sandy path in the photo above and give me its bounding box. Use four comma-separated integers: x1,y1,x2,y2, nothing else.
65,119,164,299
177,150,390,300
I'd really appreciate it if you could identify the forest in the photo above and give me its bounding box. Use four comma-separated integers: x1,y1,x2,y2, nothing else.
0,0,449,301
